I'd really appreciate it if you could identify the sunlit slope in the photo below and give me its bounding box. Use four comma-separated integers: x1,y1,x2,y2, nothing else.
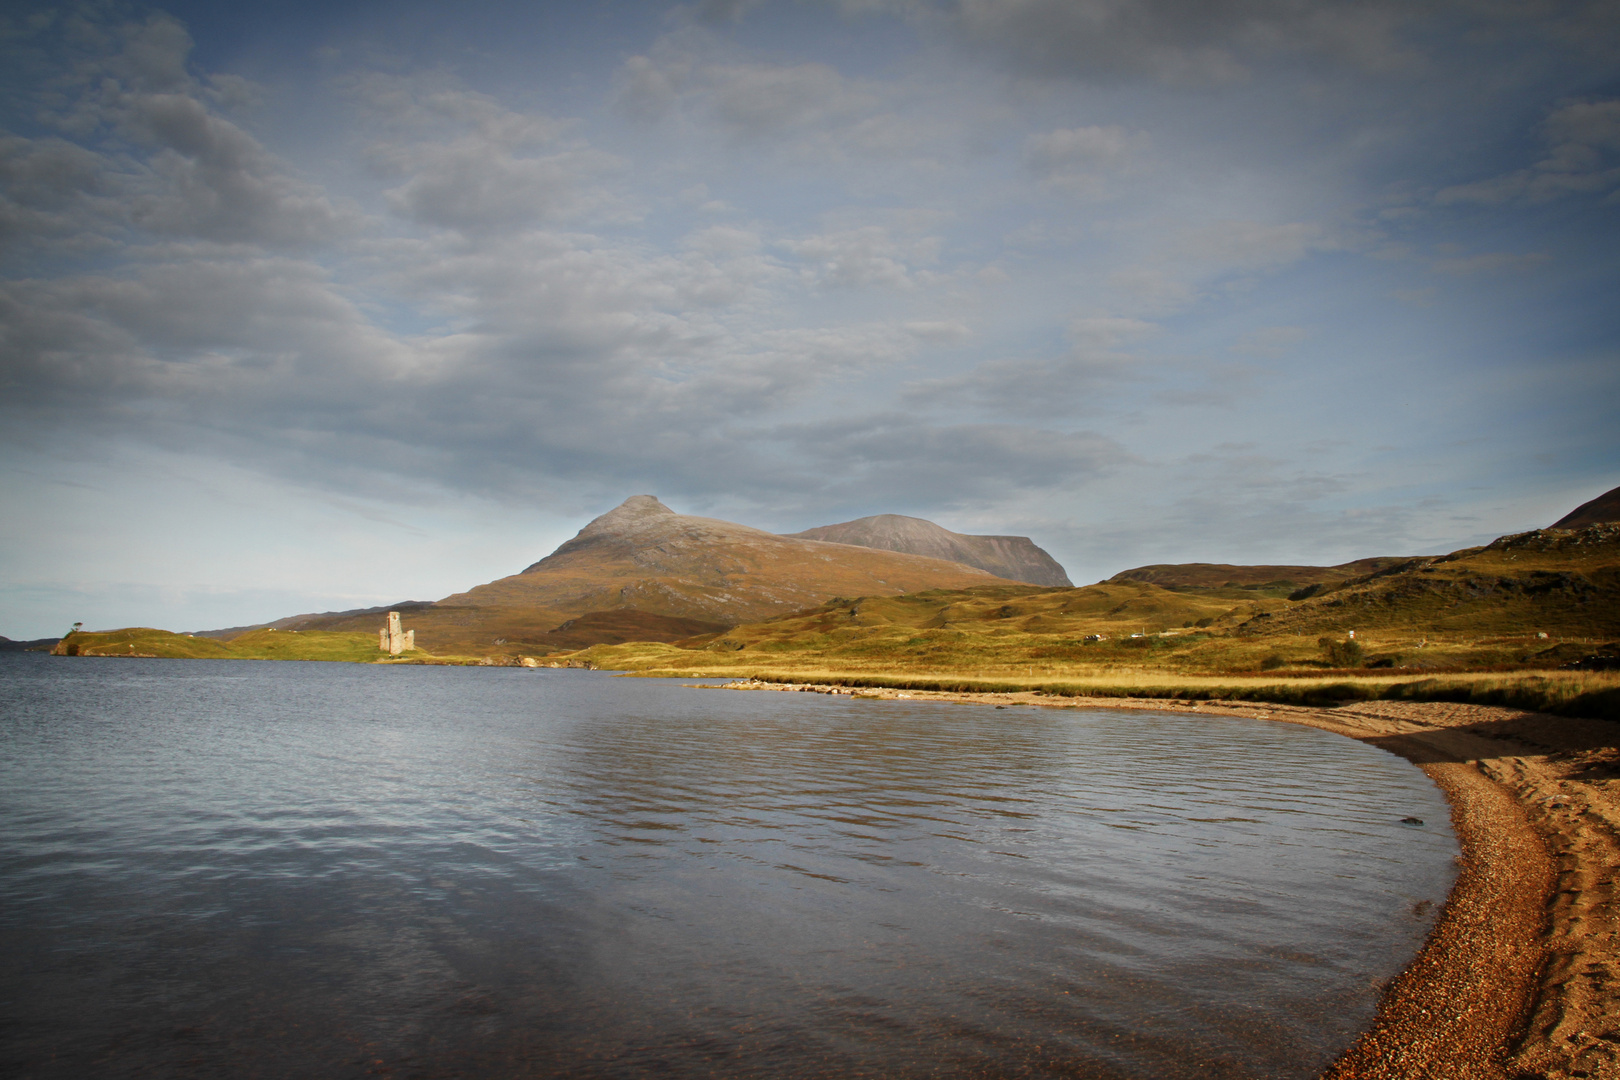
1236,525,1620,638
53,627,388,661
294,496,1011,654
638,580,1271,675
684,581,1234,646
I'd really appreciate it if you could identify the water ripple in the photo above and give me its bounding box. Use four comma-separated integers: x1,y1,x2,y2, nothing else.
0,655,1455,1079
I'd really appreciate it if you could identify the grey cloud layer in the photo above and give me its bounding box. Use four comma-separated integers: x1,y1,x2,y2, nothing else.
2,0,1616,570
0,18,1098,513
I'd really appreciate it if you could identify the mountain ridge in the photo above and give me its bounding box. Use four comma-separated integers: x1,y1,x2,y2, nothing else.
785,514,1071,587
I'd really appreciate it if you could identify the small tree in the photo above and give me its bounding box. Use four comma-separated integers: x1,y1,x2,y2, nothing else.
1318,635,1364,668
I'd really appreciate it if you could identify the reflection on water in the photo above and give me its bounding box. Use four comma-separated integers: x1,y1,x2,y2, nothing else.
0,654,1456,1079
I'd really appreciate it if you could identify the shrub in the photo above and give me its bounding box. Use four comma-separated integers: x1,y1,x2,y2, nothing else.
1260,652,1288,670
1318,636,1365,667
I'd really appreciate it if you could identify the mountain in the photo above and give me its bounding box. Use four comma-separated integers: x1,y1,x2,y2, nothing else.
287,496,1011,655
1553,484,1620,529
784,514,1072,587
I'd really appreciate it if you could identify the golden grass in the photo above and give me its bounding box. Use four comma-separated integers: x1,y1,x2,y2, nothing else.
569,640,1620,721
55,627,409,663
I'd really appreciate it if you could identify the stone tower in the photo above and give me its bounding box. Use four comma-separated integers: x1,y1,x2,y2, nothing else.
379,611,414,655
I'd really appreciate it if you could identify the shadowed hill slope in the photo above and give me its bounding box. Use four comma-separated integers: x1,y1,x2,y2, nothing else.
784,514,1071,587
1554,485,1620,529
292,496,1011,655
1109,557,1408,595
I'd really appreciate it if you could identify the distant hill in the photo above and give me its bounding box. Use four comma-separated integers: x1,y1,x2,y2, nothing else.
0,635,58,652
1109,557,1409,595
192,601,434,640
290,496,1011,655
785,514,1072,587
1553,484,1620,529
1234,523,1620,638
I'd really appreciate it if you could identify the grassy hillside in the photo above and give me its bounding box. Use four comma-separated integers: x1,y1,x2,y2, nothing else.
53,627,406,662
53,628,239,658
1235,525,1620,638
539,524,1620,719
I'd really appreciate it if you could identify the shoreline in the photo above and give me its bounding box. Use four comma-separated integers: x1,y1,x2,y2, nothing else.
711,680,1619,1079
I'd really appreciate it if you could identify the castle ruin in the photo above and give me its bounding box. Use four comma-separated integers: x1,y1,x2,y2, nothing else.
379,611,415,655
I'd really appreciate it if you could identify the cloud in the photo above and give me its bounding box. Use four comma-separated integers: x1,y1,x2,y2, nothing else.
1172,219,1336,270
0,256,412,425
613,37,947,164
1023,125,1148,196
695,0,766,23
904,320,972,343
1104,220,1337,315
1436,98,1620,205
0,135,120,252
377,138,621,232
772,413,1133,507
121,93,357,245
905,316,1158,416
784,224,943,288
1104,267,1197,314
706,61,879,138
1,12,356,251
1067,316,1158,350
1429,250,1550,275
1230,325,1307,357
944,0,1419,83
683,225,763,255
0,177,937,505
346,75,623,233
618,46,880,140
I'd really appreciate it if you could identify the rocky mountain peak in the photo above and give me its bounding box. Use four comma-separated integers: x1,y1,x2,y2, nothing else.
523,495,780,573
590,495,675,531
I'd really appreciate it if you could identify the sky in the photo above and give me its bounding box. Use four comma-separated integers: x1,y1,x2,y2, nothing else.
2,0,1618,639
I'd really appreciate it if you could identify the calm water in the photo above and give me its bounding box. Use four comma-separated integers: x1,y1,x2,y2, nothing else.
0,653,1456,1079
